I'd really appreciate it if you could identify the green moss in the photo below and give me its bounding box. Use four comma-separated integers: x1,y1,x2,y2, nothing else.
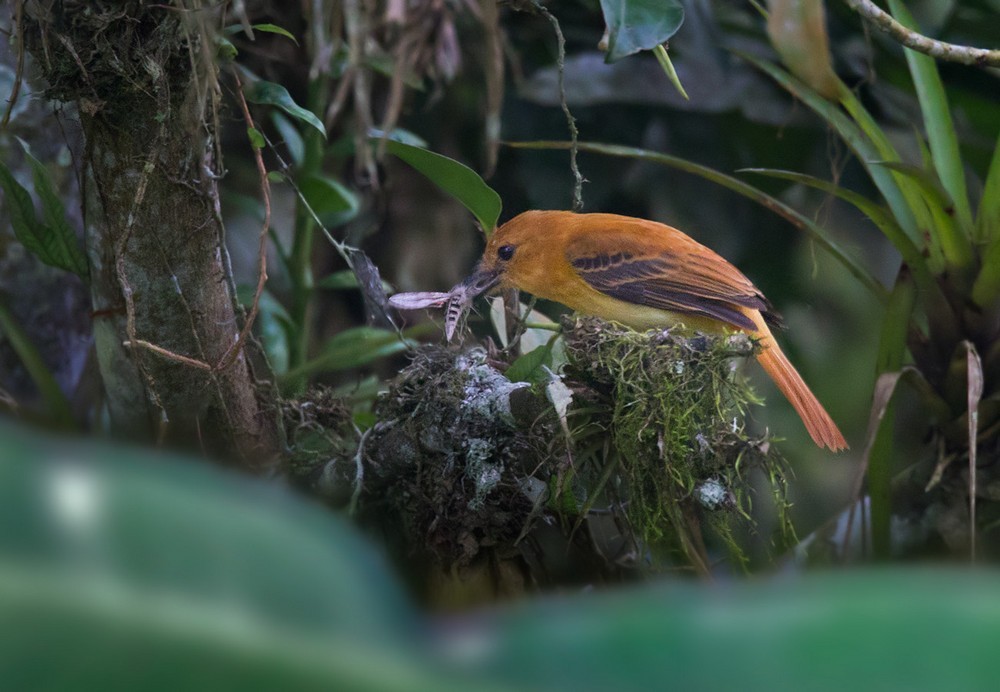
562,317,793,572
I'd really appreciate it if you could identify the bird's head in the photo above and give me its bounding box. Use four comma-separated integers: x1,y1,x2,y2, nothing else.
461,210,560,299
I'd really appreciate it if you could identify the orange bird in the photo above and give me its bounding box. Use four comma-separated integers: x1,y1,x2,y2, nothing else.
462,210,847,451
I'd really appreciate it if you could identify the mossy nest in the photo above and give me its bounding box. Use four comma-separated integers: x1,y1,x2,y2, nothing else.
560,316,792,572
363,347,555,570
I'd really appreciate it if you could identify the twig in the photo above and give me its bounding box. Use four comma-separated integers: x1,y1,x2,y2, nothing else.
348,423,371,516
1,1,24,129
260,130,356,270
535,3,584,211
217,69,270,371
843,0,1000,67
124,338,211,370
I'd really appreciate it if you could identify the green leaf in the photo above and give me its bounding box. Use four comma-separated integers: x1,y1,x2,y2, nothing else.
971,235,1000,308
736,53,924,251
505,339,556,384
282,327,416,381
0,420,473,691
251,23,299,44
872,160,973,269
299,175,360,227
506,140,885,301
466,570,1000,689
224,23,298,45
0,143,89,280
652,45,688,100
598,0,684,63
740,167,953,323
975,131,1000,244
247,127,265,149
271,111,305,167
8,422,1000,688
868,269,916,558
237,286,292,374
372,134,502,233
887,0,974,235
245,80,325,138
215,35,238,61
740,168,923,273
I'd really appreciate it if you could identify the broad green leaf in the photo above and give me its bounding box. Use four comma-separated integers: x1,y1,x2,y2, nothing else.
0,144,88,280
8,422,1000,688
887,0,974,235
374,135,502,233
598,0,684,63
0,421,472,692
245,80,325,138
461,570,1000,689
372,128,428,148
506,140,885,301
299,175,360,227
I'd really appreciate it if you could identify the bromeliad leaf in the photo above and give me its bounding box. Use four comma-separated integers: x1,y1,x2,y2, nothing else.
245,79,325,137
599,0,684,63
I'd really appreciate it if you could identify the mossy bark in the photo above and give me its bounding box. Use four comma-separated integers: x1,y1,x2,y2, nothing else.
22,1,279,466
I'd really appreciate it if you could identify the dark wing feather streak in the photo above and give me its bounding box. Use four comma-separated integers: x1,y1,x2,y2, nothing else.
570,251,767,332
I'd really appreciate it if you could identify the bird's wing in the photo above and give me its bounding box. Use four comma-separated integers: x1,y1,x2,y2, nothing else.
565,230,769,332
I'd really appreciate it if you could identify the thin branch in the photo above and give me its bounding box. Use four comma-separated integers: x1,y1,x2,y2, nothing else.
535,3,585,211
843,0,1000,67
216,69,269,371
348,423,371,516
1,1,25,129
124,339,212,370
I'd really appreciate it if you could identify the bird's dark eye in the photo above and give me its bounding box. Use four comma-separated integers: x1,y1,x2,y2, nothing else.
497,245,515,261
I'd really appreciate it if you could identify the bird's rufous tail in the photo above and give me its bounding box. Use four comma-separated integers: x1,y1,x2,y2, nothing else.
750,313,848,451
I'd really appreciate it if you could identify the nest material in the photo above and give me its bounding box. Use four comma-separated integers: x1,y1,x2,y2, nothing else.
365,347,551,569
561,316,793,569
352,316,793,581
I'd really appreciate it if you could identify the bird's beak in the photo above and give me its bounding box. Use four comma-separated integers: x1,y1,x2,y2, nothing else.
460,265,501,298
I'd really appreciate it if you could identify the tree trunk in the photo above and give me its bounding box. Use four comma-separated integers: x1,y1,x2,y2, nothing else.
23,1,280,466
